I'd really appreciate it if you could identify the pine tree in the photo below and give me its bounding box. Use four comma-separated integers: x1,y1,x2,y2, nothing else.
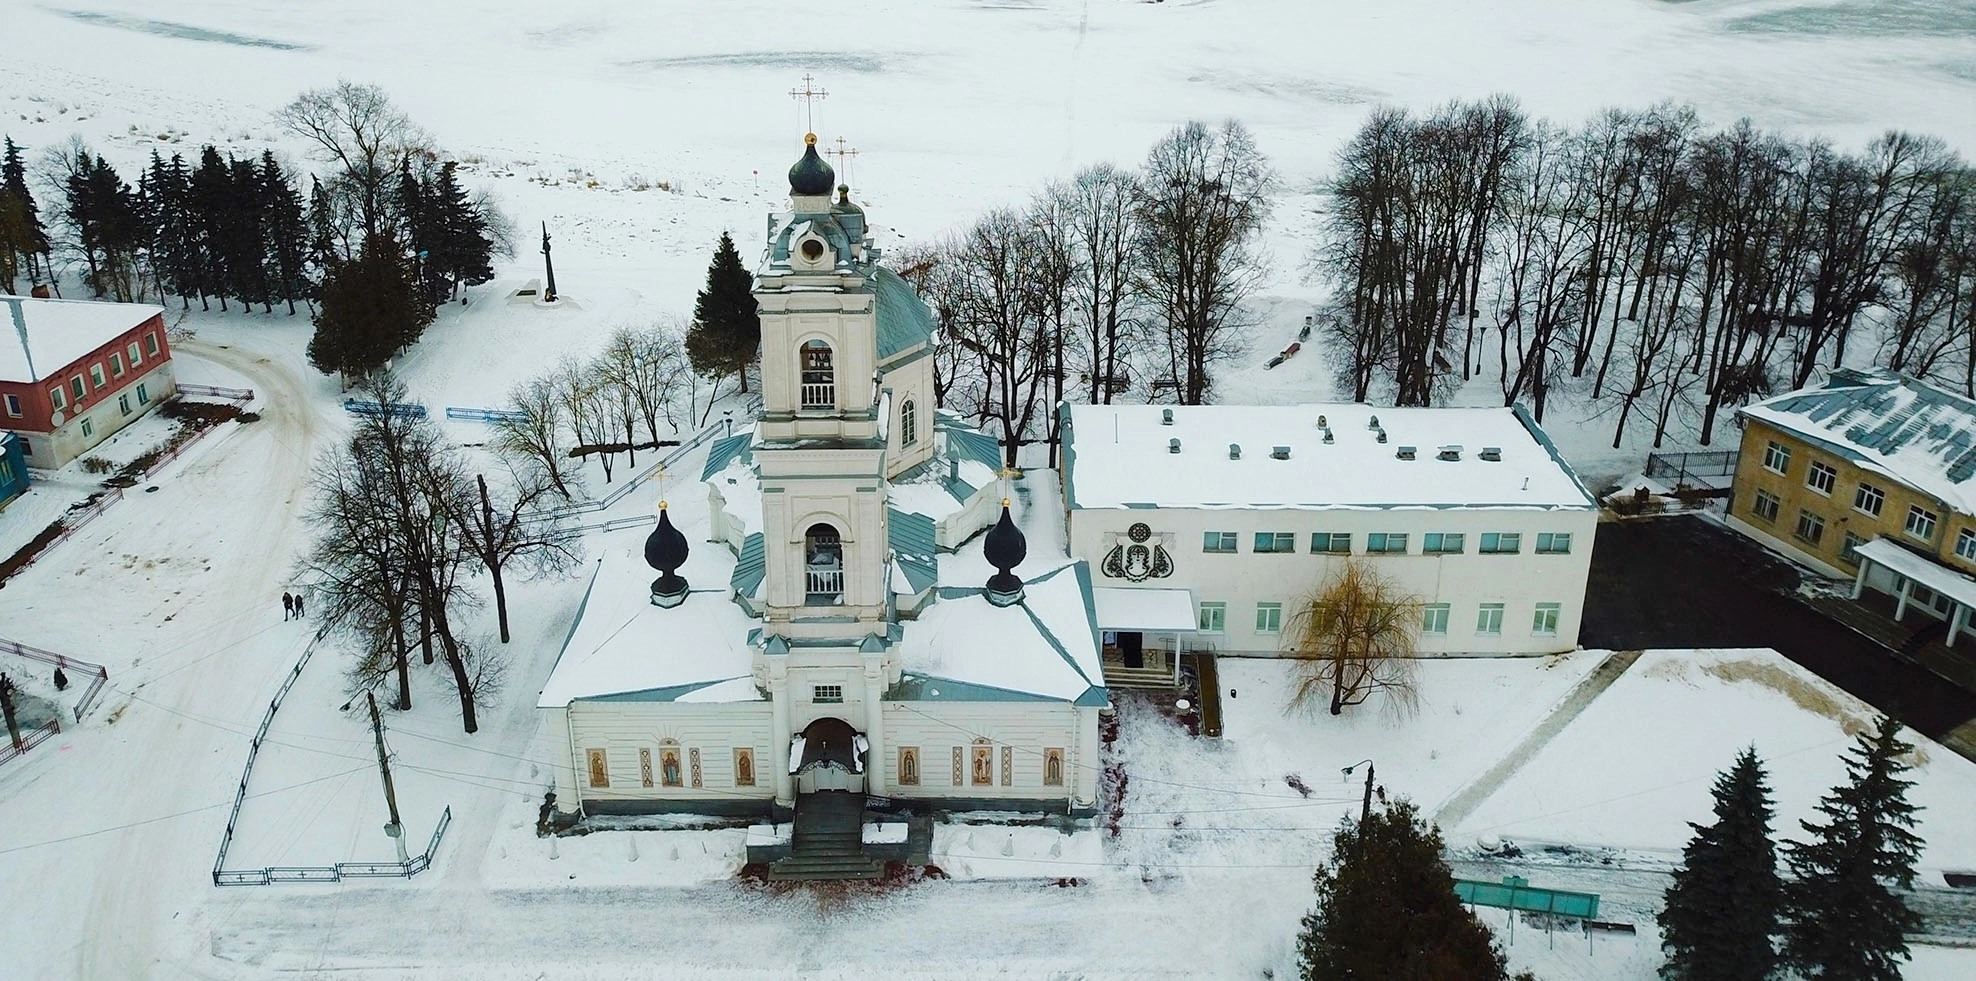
686,231,760,392
1658,746,1781,980
1780,716,1924,980
226,155,271,312
189,146,234,309
0,136,52,291
1297,797,1525,980
427,161,492,301
308,231,433,381
258,152,311,315
148,152,201,308
306,175,340,276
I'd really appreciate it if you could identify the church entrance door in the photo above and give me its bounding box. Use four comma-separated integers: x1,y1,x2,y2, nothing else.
1120,631,1144,669
794,717,866,794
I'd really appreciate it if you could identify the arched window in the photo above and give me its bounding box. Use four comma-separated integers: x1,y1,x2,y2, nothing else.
800,339,835,410
900,398,917,446
804,523,843,603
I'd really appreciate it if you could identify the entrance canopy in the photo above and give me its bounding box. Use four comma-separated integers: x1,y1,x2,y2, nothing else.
1091,587,1196,632
1855,539,1976,610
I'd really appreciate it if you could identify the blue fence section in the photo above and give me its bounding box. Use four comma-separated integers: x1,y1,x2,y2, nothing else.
526,416,735,524
445,406,526,424
342,399,428,419
1454,876,1601,920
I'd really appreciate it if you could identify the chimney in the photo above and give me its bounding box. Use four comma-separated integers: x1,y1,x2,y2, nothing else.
1480,446,1503,462
1375,428,1388,444
1169,438,1182,454
1161,408,1174,426
1322,428,1334,444
1228,443,1241,460
1316,414,1328,428
1437,445,1463,461
1270,445,1291,460
1396,446,1417,461
1367,414,1380,430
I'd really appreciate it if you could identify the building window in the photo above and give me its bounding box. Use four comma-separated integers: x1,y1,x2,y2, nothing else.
1477,603,1505,636
1043,748,1064,787
1422,603,1450,635
70,376,86,401
1957,528,1976,562
639,748,655,788
586,749,609,788
136,383,149,405
1366,532,1408,554
813,684,844,704
1423,532,1464,554
1532,602,1561,636
89,364,106,389
1752,489,1781,523
805,523,843,603
1311,532,1351,554
1197,601,1226,633
1905,505,1937,542
1807,461,1836,496
3,394,19,417
1203,531,1237,553
118,393,131,415
1794,509,1825,545
800,339,835,409
1840,531,1867,566
734,748,756,786
48,386,64,411
900,398,917,445
79,417,93,439
1853,482,1885,517
898,747,920,786
145,332,159,357
1480,532,1522,555
127,341,141,366
110,353,124,377
1763,441,1791,475
1535,532,1572,554
1255,602,1283,634
1253,532,1295,553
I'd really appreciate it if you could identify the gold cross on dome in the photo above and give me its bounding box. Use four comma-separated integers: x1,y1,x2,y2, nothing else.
826,137,859,184
788,73,829,134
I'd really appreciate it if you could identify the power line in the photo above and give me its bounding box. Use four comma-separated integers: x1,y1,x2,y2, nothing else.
0,764,372,857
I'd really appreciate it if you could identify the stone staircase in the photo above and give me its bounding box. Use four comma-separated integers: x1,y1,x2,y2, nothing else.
1101,657,1179,690
768,791,885,881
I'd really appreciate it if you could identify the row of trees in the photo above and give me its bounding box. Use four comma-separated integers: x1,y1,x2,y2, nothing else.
1318,97,1976,447
300,375,580,731
899,120,1273,464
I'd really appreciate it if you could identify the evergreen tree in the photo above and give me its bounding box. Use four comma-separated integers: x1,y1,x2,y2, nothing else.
1780,716,1924,980
306,175,340,280
426,161,493,300
1658,747,1781,981
395,160,445,307
0,136,52,291
67,154,144,301
189,146,234,309
308,231,433,380
1297,798,1527,980
226,154,271,311
258,152,311,315
686,231,760,392
147,152,201,308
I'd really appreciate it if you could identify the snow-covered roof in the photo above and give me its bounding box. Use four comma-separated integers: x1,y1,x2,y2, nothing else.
1,297,164,383
1062,403,1595,511
1092,587,1196,631
1740,369,1976,516
898,563,1107,705
1854,538,1976,610
536,535,761,708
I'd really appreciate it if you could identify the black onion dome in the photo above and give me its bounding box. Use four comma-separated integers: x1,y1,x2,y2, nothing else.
789,134,836,195
644,506,689,574
984,502,1026,594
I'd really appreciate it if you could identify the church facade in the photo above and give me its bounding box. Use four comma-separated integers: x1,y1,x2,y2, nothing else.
539,136,1106,821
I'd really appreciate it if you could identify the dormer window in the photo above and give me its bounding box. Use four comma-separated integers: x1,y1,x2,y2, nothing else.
800,339,835,410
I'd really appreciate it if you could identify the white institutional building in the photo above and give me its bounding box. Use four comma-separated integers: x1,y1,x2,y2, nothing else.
539,137,1105,824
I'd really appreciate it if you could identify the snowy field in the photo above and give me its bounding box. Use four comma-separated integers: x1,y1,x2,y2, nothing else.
4,0,1976,978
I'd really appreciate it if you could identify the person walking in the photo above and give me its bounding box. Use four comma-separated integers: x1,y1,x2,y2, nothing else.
293,591,304,620
282,592,294,621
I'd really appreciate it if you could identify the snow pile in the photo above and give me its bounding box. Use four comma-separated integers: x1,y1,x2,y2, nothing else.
929,824,1105,879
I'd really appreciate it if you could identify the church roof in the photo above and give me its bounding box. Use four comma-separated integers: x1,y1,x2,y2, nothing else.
888,509,939,595
700,430,755,481
873,265,936,362
898,562,1107,706
730,531,767,599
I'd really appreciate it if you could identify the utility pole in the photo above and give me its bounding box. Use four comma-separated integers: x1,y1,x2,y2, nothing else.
1359,760,1374,827
367,691,410,864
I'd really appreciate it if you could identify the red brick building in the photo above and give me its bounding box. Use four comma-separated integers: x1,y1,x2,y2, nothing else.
2,297,177,468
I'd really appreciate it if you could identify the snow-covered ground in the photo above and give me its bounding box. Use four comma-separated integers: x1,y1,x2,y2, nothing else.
4,0,1976,977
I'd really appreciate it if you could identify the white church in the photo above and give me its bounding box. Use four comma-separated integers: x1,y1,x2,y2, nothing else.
537,135,1106,827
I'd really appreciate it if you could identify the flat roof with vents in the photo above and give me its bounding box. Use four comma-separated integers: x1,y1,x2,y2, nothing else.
1062,403,1596,510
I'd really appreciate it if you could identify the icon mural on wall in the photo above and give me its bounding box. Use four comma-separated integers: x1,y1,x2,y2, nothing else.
734,747,756,786
1101,522,1174,582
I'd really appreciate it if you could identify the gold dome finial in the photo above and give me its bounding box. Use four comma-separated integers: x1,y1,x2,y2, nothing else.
805,132,818,146
1001,497,1012,508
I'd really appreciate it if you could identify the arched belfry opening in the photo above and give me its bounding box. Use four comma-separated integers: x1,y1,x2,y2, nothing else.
804,523,844,604
800,339,835,410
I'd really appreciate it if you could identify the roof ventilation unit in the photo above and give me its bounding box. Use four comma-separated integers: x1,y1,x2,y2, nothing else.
1367,414,1380,430
1396,446,1417,461
1322,427,1335,444
1479,446,1503,462
1161,408,1174,426
1271,445,1291,460
1437,444,1463,461
1316,414,1328,429
1229,443,1242,460
1375,428,1388,444
1169,438,1182,454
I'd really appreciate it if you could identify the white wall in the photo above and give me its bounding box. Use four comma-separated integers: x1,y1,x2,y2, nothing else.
562,700,777,810
35,362,175,469
1069,504,1597,655
878,701,1098,807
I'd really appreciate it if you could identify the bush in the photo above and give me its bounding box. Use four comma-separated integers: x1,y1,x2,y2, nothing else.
79,456,115,474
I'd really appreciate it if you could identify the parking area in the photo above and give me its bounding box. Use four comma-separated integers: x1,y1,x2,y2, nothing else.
1582,515,1976,748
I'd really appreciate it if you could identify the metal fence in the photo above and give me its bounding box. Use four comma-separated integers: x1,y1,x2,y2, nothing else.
445,406,526,424
176,384,256,404
1644,450,1738,486
527,416,735,524
567,514,659,535
0,719,62,768
0,637,111,721
342,398,428,419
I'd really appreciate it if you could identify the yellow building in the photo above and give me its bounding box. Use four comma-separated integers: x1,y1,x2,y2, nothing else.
1727,369,1976,647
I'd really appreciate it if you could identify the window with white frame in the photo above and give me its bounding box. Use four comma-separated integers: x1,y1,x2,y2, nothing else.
1957,528,1976,562
127,341,141,365
49,386,65,410
3,394,18,417
812,684,844,703
70,376,85,401
1795,509,1825,545
1254,532,1295,553
118,393,131,416
110,352,124,377
1366,532,1408,554
1476,603,1505,635
1255,602,1282,634
799,339,835,409
1423,532,1464,554
1532,602,1561,636
1763,441,1791,474
1840,531,1867,566
1905,505,1937,542
1535,532,1572,554
1752,489,1781,523
1853,482,1885,517
900,398,917,446
1421,604,1450,635
89,363,106,389
79,417,94,439
1203,531,1238,553
1480,532,1521,554
136,382,149,405
1197,601,1226,633
1310,532,1351,554
1807,461,1836,495
144,332,159,356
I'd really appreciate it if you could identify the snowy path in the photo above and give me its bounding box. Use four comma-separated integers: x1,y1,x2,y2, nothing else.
1433,650,1645,829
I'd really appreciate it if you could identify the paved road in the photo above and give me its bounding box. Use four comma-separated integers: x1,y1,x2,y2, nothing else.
1581,517,1976,747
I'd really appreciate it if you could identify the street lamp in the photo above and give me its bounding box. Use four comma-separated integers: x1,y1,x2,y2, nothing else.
1342,759,1375,827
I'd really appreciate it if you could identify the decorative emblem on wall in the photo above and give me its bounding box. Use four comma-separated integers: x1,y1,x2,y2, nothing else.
1102,522,1174,582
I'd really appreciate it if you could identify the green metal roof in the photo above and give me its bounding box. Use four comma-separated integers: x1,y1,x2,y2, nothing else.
887,508,939,594
730,532,765,598
885,674,1061,703
584,676,756,703
873,265,935,362
700,431,754,481
944,423,1003,472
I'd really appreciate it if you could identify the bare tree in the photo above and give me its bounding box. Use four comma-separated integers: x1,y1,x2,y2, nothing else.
277,80,433,247
1285,559,1423,717
494,373,580,500
1061,163,1143,405
297,444,419,709
950,207,1049,465
449,468,583,644
1026,187,1080,466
